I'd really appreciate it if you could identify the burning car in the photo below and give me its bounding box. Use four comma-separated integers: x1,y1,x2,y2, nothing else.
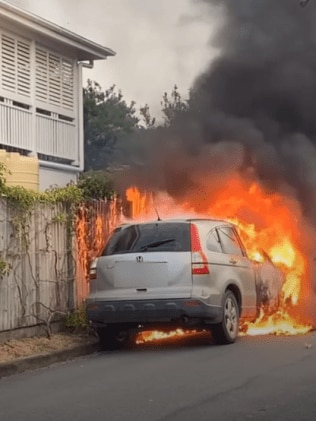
86,218,284,349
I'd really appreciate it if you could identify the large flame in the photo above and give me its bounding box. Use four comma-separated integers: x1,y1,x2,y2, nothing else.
126,177,313,340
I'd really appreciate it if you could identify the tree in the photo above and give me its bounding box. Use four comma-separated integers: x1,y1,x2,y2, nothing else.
77,171,115,200
139,104,156,129
83,81,191,173
84,80,140,170
161,85,189,127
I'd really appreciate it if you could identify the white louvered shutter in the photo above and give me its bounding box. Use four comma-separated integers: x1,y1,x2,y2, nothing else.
35,47,74,111
1,33,31,97
17,39,31,97
35,47,48,103
48,53,61,106
61,58,74,110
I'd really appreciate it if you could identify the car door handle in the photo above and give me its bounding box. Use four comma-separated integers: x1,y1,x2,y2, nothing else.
229,257,238,264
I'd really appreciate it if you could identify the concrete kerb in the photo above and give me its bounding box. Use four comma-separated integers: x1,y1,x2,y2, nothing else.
0,341,100,379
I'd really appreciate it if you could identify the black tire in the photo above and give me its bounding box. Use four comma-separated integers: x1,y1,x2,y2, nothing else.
212,290,239,345
97,326,129,350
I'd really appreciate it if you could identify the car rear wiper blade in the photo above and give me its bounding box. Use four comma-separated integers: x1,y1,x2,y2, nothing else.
139,238,175,251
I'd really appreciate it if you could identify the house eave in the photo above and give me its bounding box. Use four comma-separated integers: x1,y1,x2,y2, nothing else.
0,0,116,60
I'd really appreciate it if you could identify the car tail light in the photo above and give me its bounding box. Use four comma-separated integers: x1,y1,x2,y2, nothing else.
89,267,96,281
190,224,209,275
89,259,97,281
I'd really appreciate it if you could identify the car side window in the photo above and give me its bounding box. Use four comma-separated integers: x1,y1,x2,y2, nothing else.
206,229,223,253
217,227,244,256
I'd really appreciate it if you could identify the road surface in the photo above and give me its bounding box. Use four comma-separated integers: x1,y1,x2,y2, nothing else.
0,332,316,421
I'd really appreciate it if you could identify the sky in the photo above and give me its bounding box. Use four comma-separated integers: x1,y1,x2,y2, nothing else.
6,0,217,116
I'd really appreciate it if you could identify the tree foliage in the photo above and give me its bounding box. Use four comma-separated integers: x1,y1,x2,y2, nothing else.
84,80,140,170
139,104,156,129
83,81,190,175
77,171,115,200
161,85,189,127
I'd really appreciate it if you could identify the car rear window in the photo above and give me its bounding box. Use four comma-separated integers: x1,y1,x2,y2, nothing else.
103,222,190,255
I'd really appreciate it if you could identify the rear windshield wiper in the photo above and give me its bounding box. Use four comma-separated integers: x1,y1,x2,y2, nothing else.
139,238,175,251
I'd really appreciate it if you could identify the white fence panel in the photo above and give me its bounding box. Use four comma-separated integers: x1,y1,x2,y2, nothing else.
0,200,75,332
0,198,121,334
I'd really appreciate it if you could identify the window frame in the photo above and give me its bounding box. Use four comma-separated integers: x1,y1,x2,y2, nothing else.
216,225,247,257
206,228,223,253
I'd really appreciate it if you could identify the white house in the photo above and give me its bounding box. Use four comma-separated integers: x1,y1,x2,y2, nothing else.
0,0,115,190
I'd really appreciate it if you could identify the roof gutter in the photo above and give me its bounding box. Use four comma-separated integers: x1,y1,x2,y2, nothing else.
79,60,95,69
39,160,81,172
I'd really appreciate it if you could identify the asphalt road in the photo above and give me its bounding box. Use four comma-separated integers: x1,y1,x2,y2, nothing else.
0,332,316,421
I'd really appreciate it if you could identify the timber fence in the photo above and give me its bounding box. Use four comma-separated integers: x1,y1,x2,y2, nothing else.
0,198,121,334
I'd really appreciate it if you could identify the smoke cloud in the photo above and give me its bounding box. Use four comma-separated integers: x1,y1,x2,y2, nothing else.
122,0,316,228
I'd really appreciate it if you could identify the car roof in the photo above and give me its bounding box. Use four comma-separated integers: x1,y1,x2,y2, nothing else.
118,218,234,230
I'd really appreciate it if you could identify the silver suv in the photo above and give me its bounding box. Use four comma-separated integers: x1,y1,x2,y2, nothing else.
86,218,283,348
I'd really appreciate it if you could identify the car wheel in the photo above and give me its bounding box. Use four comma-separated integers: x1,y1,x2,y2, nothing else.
97,326,129,350
212,290,239,345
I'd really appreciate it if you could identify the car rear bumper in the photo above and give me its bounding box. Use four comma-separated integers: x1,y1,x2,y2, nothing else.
86,298,222,326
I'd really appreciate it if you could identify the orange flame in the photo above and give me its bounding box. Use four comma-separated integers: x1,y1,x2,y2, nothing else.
125,178,314,340
76,200,122,304
240,308,311,336
136,329,188,344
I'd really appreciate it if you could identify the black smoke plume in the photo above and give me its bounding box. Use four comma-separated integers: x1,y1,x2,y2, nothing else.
118,0,316,227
